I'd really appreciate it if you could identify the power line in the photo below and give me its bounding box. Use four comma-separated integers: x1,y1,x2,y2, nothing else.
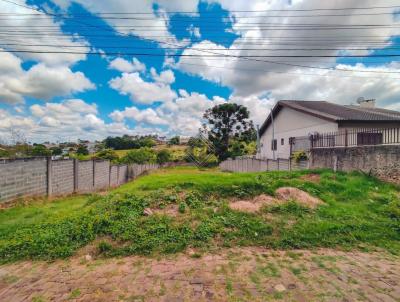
0,0,398,76
1,3,400,14
4,49,400,59
3,42,400,52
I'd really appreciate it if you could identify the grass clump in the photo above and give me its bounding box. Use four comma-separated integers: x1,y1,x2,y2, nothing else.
0,167,399,262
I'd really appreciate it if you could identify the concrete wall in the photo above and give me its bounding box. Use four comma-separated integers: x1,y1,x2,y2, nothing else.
310,145,400,184
220,157,308,173
0,158,170,203
94,161,110,190
259,106,338,159
77,160,94,193
51,159,74,195
109,165,118,187
0,158,47,202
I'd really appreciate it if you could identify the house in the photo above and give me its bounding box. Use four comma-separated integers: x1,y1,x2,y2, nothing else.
258,99,400,159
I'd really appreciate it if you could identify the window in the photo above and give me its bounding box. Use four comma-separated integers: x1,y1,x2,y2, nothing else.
281,138,284,145
271,139,277,151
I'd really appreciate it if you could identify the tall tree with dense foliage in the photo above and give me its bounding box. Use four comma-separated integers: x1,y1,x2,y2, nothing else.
76,145,89,156
168,136,180,146
203,103,256,161
30,144,51,157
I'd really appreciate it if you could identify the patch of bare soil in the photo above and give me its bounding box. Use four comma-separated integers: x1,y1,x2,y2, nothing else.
229,194,282,213
1,248,399,302
300,173,321,183
153,204,180,217
229,187,323,213
275,187,324,209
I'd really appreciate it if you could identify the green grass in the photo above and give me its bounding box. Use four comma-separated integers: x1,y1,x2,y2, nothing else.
0,167,399,263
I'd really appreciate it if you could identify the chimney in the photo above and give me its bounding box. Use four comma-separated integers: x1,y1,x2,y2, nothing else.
356,97,375,108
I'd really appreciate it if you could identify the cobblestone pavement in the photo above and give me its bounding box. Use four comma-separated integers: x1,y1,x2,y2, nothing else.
0,248,399,302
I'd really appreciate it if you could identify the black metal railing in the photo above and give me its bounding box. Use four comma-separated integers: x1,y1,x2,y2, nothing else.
310,127,400,148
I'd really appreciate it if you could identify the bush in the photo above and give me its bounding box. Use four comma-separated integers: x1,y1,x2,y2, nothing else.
291,151,308,162
76,145,89,156
156,149,172,164
94,149,119,162
121,148,156,164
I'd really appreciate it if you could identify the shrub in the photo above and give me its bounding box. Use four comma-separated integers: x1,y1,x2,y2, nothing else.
291,151,308,162
121,148,156,164
156,149,172,164
94,149,119,162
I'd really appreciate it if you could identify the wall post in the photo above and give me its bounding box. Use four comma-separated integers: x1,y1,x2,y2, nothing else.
46,157,52,197
92,160,96,189
73,159,78,193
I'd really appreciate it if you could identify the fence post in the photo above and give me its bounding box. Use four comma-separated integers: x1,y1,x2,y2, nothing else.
109,165,112,188
289,157,292,171
46,157,52,197
73,159,78,193
344,129,348,147
92,160,96,189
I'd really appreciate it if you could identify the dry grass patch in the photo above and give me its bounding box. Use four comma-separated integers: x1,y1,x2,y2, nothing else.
275,187,324,209
229,187,324,213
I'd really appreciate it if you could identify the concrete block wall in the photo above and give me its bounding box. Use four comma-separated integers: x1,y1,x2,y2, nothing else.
0,158,182,203
219,157,306,173
51,159,74,195
77,160,94,193
310,145,400,184
0,158,47,202
117,165,128,185
109,165,118,187
94,161,110,190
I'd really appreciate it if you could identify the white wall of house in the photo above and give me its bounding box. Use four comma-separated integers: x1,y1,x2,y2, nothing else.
259,107,338,159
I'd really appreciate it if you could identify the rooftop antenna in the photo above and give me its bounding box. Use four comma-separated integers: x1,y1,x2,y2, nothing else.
356,97,365,104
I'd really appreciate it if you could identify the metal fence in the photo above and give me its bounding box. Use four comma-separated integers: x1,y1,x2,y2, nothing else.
310,127,400,148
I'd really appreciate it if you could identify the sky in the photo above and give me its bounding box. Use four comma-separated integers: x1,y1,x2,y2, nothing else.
0,0,400,143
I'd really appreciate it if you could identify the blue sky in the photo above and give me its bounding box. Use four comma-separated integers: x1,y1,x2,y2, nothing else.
0,0,399,143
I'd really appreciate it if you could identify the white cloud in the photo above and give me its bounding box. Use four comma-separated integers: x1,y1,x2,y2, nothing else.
150,68,175,84
110,90,227,135
109,107,169,125
0,51,95,104
109,71,177,104
0,99,164,143
109,57,146,73
0,1,89,66
188,25,201,38
50,0,198,45
176,0,400,105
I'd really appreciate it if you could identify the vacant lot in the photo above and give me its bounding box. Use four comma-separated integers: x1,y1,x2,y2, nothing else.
0,167,399,301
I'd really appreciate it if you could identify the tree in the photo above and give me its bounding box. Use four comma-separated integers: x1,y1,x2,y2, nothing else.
203,103,255,161
168,136,180,146
94,149,118,161
76,145,89,155
156,149,172,164
121,148,156,164
30,144,51,157
50,147,62,156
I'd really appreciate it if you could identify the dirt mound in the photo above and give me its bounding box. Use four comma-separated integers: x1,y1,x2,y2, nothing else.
153,204,180,217
229,194,281,213
300,174,321,183
275,187,323,209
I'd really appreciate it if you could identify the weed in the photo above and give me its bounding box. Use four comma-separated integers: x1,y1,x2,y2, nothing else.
0,167,399,262
98,241,113,254
178,202,186,214
69,289,81,299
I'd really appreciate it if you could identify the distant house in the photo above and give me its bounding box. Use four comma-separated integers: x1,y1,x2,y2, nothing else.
258,99,400,159
179,136,191,145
